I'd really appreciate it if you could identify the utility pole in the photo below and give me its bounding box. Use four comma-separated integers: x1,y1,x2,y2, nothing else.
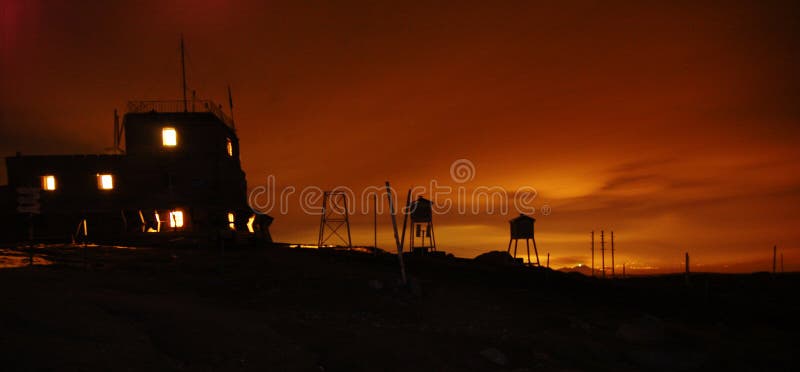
600,230,605,279
373,193,377,252
685,252,690,285
611,231,616,278
546,252,550,268
180,35,188,112
773,245,777,275
591,230,595,277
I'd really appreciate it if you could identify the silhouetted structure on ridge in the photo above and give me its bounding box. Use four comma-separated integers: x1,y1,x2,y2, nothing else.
407,196,437,253
508,213,540,266
317,191,352,247
1,100,268,244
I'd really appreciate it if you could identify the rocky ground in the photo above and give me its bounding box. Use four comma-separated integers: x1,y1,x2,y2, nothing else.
0,244,796,371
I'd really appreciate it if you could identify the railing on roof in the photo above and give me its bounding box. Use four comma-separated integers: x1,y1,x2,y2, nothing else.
126,100,235,129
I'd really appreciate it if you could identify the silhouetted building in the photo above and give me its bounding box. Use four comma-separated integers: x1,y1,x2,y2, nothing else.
407,196,436,253
1,100,268,244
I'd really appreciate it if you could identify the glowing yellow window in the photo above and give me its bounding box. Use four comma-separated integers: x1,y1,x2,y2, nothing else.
169,210,184,228
97,174,114,190
162,127,177,147
226,138,233,156
228,212,235,230
42,175,57,191
247,214,255,233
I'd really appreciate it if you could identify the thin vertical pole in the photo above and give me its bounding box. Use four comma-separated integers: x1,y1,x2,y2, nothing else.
343,194,352,248
399,190,411,253
685,252,690,285
317,193,326,246
622,263,626,278
546,252,550,268
611,231,615,278
514,239,518,258
180,35,188,112
591,230,595,277
525,238,531,266
385,182,407,285
227,84,235,129
685,252,690,274
600,230,605,279
113,109,119,152
373,194,377,252
773,245,777,274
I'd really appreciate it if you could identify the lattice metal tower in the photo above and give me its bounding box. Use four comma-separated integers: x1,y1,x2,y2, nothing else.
317,191,352,247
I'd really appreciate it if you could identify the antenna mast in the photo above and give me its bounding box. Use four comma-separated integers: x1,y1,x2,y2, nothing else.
227,84,236,129
180,35,188,112
591,230,595,277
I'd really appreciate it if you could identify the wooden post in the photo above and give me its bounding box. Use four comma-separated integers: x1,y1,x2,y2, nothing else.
684,252,690,285
773,245,777,274
386,182,407,285
546,252,550,268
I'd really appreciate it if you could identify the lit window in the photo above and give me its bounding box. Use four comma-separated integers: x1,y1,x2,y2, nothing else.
226,138,233,157
162,127,177,147
97,174,114,190
154,211,161,232
247,215,255,233
228,212,235,230
42,175,57,191
169,210,184,228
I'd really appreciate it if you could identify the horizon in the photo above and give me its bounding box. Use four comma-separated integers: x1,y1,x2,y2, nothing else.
2,1,799,273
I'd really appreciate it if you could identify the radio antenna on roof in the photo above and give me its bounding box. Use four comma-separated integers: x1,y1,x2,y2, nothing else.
180,34,188,112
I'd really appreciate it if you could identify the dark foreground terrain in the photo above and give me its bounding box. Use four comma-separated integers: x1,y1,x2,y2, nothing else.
0,244,796,371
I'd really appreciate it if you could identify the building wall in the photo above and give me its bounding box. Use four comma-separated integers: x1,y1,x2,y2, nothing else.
2,112,252,242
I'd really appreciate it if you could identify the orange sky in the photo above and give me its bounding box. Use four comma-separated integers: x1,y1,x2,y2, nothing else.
2,0,799,273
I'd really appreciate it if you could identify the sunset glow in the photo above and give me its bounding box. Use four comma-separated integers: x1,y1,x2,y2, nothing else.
2,1,798,273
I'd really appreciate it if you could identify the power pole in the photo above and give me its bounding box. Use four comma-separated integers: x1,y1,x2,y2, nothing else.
600,230,605,279
773,245,777,274
611,231,616,278
591,230,595,277
546,252,550,268
685,252,690,285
